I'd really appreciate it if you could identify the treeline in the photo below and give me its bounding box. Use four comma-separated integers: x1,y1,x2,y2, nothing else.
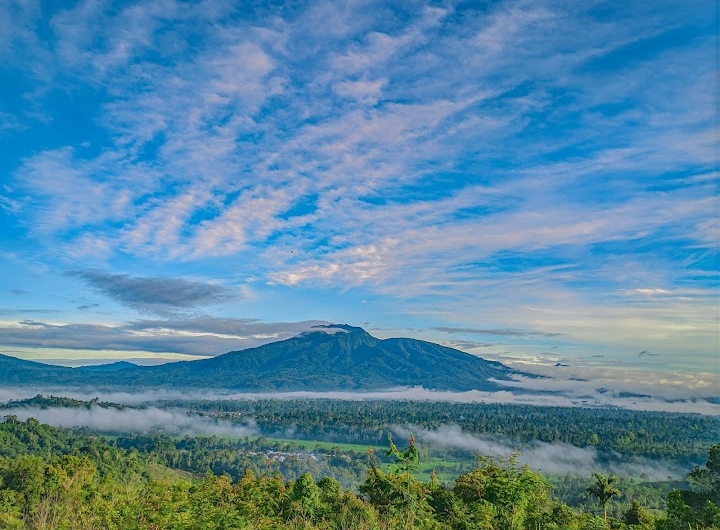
0,395,130,411
158,398,719,462
0,416,718,529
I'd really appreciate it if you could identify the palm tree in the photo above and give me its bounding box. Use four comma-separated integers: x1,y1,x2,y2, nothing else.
586,473,621,526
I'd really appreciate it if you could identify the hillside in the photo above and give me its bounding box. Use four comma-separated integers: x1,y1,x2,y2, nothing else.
0,325,520,391
2,418,715,530
76,361,139,372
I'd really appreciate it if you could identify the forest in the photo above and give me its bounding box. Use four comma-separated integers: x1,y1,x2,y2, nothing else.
0,396,718,529
4,395,714,464
157,398,717,462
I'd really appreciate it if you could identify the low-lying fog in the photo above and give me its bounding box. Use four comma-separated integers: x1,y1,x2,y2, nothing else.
3,405,259,438
391,424,687,481
1,399,700,480
3,366,716,479
1,381,718,415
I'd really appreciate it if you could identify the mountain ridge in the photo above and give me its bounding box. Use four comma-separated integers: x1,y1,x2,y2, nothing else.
0,325,521,391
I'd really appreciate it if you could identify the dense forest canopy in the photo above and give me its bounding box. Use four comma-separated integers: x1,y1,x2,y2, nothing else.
4,395,716,464
0,415,718,529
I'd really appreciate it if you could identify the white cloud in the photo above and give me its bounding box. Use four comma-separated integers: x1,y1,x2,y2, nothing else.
4,405,258,437
392,424,688,479
1,0,716,372
333,79,386,104
0,317,329,356
499,365,720,401
1,381,717,415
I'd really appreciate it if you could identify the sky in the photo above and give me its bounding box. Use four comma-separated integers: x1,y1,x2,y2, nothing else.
0,0,717,378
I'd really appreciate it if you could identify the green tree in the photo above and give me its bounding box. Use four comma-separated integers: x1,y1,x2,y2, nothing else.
361,436,439,529
453,455,553,530
622,499,652,528
586,473,621,527
662,444,720,529
289,472,322,522
317,475,343,515
688,443,720,503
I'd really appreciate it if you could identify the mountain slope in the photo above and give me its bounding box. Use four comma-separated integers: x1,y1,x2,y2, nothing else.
0,325,521,391
0,354,75,383
76,361,139,372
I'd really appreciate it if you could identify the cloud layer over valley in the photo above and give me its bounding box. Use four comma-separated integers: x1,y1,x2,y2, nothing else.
2,363,718,416
0,401,696,478
392,425,688,479
3,405,258,438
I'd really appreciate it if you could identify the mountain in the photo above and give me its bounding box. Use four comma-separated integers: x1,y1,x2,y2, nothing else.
0,354,74,383
0,325,522,391
76,361,139,372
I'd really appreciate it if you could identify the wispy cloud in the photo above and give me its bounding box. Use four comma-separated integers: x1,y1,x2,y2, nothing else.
0,317,328,357
433,327,563,337
0,382,717,415
392,424,688,479
4,405,258,437
0,0,716,371
495,364,720,403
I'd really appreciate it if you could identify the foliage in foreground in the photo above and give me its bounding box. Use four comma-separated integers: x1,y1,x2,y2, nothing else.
0,416,718,530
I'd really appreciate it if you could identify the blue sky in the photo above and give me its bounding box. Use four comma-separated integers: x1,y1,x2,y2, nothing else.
0,0,717,377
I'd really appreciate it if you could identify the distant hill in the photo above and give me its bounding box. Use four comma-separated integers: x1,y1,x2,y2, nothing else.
76,361,139,372
0,394,127,410
0,354,74,383
0,325,522,391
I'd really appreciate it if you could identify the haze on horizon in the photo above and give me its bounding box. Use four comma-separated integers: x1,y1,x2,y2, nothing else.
0,0,716,382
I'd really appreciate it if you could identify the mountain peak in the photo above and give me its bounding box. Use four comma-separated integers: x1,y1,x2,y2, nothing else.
0,327,520,392
310,323,366,334
76,361,139,372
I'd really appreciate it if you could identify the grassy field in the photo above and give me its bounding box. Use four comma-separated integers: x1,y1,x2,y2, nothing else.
247,435,384,454
244,435,473,483
107,432,474,484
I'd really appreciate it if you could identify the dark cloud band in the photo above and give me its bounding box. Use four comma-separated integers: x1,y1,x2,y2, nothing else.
0,318,328,357
69,270,236,315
